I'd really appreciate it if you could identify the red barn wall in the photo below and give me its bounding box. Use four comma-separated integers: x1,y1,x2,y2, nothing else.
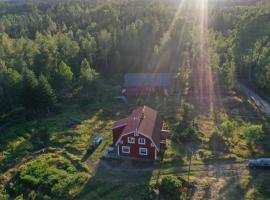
117,132,156,160
125,87,169,96
112,126,125,144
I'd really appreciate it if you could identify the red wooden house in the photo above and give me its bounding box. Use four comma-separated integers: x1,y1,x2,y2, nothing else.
112,106,169,160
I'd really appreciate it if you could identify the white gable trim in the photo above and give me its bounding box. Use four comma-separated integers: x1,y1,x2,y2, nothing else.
114,131,159,151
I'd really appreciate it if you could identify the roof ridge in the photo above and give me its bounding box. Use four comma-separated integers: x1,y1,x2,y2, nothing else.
136,106,145,131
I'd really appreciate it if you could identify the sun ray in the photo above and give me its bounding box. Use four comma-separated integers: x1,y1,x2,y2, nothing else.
192,0,222,118
152,0,188,73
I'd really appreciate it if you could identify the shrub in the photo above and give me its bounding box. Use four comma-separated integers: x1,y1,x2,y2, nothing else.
140,184,155,200
9,154,88,199
159,175,182,200
179,126,199,142
209,131,228,153
0,184,9,200
239,175,251,190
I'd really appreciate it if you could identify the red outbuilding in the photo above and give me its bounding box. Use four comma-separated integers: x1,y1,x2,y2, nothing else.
112,106,169,160
122,73,172,96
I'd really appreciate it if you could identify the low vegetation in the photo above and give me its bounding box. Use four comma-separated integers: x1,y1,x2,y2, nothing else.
159,175,183,199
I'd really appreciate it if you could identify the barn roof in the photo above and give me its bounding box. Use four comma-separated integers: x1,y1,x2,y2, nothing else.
112,118,128,129
113,106,162,149
124,73,172,87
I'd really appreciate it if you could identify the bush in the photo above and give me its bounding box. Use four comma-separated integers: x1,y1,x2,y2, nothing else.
159,175,182,200
9,154,88,199
0,184,9,200
140,184,155,200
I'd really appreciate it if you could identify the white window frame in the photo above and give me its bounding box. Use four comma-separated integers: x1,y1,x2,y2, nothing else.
134,132,139,137
139,147,148,156
122,146,130,154
128,137,135,144
138,138,146,145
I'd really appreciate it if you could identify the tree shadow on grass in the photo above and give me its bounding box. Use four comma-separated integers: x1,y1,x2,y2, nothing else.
76,158,154,200
0,139,32,173
217,169,270,200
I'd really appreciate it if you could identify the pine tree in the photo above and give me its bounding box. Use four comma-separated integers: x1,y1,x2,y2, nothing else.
80,59,98,85
54,61,73,89
37,74,57,113
79,58,98,97
21,68,39,112
1,67,22,110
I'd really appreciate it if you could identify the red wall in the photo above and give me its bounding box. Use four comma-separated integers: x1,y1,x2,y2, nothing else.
125,87,168,96
117,132,156,160
112,126,125,144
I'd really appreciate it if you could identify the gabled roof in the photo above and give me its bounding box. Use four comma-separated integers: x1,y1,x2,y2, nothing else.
112,118,128,129
124,73,172,87
113,106,163,149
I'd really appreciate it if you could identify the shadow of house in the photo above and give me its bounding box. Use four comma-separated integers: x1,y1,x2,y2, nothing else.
76,158,154,200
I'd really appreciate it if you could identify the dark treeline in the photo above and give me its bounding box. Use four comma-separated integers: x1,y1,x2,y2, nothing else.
209,2,270,93
0,0,194,116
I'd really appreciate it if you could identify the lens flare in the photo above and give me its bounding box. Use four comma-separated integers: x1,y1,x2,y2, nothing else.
192,0,221,117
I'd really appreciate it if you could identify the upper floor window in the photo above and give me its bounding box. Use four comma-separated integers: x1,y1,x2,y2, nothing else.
134,132,139,137
138,138,146,145
128,137,135,144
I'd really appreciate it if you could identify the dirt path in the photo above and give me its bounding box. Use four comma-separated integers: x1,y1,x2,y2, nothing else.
237,81,270,115
98,159,247,175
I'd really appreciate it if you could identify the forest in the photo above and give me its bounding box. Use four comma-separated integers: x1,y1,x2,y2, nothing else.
1,0,270,199
209,2,270,94
0,0,194,117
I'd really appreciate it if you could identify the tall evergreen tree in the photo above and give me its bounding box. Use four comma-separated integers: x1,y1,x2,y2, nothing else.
21,69,39,112
79,58,98,97
54,61,73,90
37,74,57,113
0,67,22,110
97,29,112,71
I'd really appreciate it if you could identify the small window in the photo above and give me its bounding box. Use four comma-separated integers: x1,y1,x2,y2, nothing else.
139,148,147,155
122,146,130,154
128,137,135,144
138,138,146,145
134,132,139,137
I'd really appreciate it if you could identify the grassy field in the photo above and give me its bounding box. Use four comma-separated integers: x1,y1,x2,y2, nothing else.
1,91,270,199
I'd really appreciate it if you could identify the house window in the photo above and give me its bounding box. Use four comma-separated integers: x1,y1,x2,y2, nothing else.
138,138,146,145
139,148,148,156
128,137,135,144
122,146,130,154
134,132,139,137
